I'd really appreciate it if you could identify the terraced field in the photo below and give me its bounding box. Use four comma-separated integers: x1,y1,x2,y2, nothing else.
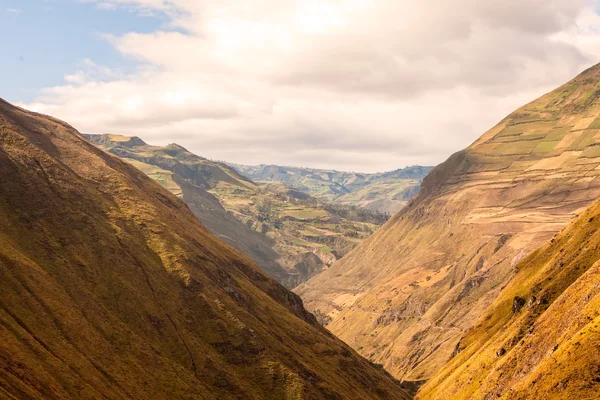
216,181,380,257
297,64,600,385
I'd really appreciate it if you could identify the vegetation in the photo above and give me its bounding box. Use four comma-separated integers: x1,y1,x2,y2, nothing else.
420,198,600,399
297,63,600,385
211,181,385,286
86,135,387,288
0,98,410,400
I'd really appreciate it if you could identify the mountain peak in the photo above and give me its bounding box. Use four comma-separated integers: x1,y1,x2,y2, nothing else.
84,133,147,148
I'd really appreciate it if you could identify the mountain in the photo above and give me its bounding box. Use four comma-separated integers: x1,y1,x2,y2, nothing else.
87,135,386,288
0,98,410,399
210,180,386,288
296,64,600,385
85,134,290,283
420,197,600,399
232,164,433,214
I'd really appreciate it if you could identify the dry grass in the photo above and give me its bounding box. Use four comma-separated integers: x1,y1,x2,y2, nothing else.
298,63,600,386
0,98,410,400
420,200,600,399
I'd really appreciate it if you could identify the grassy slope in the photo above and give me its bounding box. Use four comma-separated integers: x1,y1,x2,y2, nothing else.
0,99,410,400
85,135,292,284
420,199,600,399
87,135,385,288
297,63,600,383
233,164,433,214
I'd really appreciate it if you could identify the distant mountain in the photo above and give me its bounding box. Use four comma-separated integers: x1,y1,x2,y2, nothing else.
0,98,410,399
86,134,290,283
86,135,386,288
232,164,433,214
297,64,600,386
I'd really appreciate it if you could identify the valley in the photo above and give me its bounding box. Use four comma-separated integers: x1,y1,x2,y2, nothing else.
0,98,410,400
9,63,600,399
4,64,600,400
297,63,600,388
6,2,600,399
86,135,389,288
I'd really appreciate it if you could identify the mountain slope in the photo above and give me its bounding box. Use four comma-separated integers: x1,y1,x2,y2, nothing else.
85,134,292,284
297,63,600,384
0,99,410,399
419,198,600,399
233,164,433,214
211,181,385,286
87,135,386,288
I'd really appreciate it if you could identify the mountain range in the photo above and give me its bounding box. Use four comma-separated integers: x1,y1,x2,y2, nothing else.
232,164,433,214
4,61,600,400
85,135,390,289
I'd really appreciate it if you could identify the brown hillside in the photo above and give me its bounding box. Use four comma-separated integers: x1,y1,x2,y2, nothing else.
297,63,600,383
0,98,409,400
420,197,600,399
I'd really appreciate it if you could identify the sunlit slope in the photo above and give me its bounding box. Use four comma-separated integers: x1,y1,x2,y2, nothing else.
297,63,600,382
0,99,409,400
420,198,600,399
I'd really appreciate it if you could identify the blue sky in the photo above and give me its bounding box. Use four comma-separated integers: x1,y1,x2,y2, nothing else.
1,0,168,102
5,0,600,171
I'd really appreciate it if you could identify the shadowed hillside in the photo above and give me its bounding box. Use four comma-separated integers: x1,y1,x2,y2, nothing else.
0,99,410,400
297,63,600,384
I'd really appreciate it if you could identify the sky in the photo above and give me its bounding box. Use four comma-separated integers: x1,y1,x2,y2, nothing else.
4,0,600,172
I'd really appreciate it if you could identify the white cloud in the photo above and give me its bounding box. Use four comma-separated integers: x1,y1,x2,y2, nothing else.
6,8,22,15
18,0,600,172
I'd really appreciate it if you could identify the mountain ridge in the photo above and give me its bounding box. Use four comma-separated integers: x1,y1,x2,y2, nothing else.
232,164,433,214
297,62,600,384
85,134,389,289
84,133,293,284
0,97,410,399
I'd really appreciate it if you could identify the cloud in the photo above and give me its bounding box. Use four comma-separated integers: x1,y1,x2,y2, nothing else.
6,8,22,15
18,0,600,172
